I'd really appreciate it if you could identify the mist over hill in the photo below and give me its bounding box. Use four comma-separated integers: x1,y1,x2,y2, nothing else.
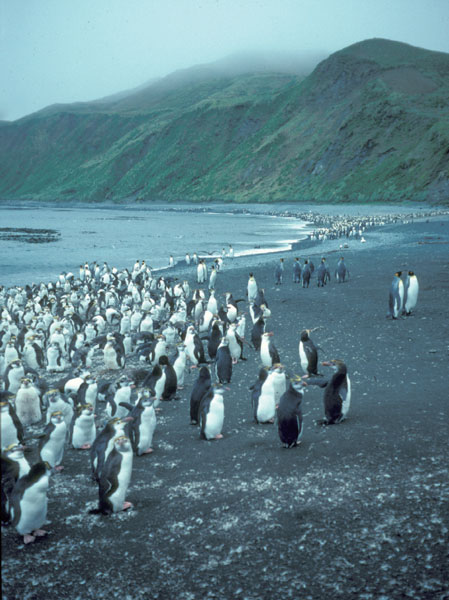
1,39,448,204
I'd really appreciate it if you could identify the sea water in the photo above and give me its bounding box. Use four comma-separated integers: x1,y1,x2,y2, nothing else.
0,205,311,287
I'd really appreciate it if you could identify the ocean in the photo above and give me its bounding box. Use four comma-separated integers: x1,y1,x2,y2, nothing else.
0,204,311,287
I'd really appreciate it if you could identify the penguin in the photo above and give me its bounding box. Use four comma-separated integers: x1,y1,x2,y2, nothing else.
298,330,319,376
251,316,265,351
94,435,133,514
200,386,225,440
316,258,329,287
215,338,232,384
274,258,284,285
1,443,31,525
250,368,274,424
70,403,96,449
127,389,157,455
4,359,26,394
43,389,74,429
206,290,218,315
39,411,67,471
225,322,244,364
302,261,311,288
293,258,302,283
90,417,131,482
277,378,305,448
103,334,126,370
158,355,178,401
184,326,206,367
305,359,351,425
403,271,419,315
267,364,287,406
105,376,135,419
22,335,45,370
10,461,51,544
1,401,24,449
14,377,42,426
190,366,212,425
260,332,280,368
207,320,223,360
208,265,217,290
46,342,66,372
335,257,349,283
247,273,258,302
76,374,98,411
388,272,404,319
142,364,165,408
172,345,187,389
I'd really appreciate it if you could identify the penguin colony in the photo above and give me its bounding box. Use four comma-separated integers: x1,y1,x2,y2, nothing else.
1,247,418,545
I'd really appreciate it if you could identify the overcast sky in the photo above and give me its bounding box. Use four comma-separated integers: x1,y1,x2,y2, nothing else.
1,0,448,121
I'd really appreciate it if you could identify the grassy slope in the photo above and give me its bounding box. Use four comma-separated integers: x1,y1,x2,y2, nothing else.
0,38,448,204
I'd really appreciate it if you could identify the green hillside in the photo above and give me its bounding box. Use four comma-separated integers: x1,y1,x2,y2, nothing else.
1,39,448,204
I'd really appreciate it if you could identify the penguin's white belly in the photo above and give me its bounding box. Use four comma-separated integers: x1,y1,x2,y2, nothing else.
257,392,275,422
204,403,224,440
14,478,49,535
227,338,241,360
299,343,308,373
15,392,41,426
109,453,133,512
137,410,156,454
260,343,272,368
341,377,351,419
1,414,20,448
104,346,120,369
72,416,96,448
405,280,419,312
41,429,66,466
173,358,186,386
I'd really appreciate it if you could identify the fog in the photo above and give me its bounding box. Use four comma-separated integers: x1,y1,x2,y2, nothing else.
1,0,448,121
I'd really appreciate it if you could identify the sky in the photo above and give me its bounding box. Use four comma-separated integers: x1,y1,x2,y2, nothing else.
1,0,449,121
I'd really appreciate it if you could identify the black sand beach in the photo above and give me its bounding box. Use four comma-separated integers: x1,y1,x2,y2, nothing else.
2,215,449,600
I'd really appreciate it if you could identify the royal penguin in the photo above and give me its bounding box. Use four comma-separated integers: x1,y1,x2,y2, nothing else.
247,273,258,302
200,386,225,441
190,366,212,425
103,334,126,370
92,435,133,515
260,332,280,368
251,316,265,351
184,326,206,367
10,461,51,544
388,272,404,319
298,330,319,376
39,411,67,471
403,271,419,315
1,401,24,449
70,404,96,449
225,322,245,364
158,355,178,401
172,345,187,389
105,376,135,419
22,335,45,370
266,364,287,406
90,417,132,482
14,377,42,426
127,389,157,455
46,342,66,372
4,359,26,394
44,389,74,429
207,319,223,361
277,377,305,448
215,337,232,384
305,359,351,425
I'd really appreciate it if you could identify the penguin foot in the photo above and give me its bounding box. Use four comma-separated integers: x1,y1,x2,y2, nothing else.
33,529,47,537
54,465,64,472
142,448,153,454
23,534,36,544
80,443,91,449
214,434,224,440
122,501,133,511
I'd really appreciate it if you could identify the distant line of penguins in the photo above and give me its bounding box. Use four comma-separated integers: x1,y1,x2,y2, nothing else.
1,251,398,545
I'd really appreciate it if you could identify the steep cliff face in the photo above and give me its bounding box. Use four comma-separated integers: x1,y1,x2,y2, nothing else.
1,39,448,204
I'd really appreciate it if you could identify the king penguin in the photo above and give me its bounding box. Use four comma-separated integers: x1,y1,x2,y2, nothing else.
403,271,419,315
277,377,305,448
388,272,404,319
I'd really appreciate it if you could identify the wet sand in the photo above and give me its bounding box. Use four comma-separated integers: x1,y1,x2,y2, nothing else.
2,215,449,600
